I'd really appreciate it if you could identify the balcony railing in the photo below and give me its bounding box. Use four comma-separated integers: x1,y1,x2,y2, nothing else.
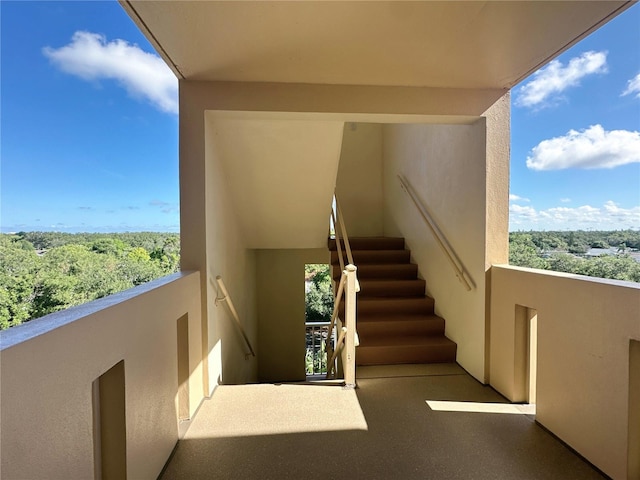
490,264,640,480
0,271,204,480
305,321,333,375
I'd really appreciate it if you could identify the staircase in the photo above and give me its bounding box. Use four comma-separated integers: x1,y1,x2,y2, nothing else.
329,237,457,366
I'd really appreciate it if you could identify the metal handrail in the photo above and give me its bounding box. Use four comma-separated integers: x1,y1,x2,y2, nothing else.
397,174,473,291
326,265,358,385
326,273,346,351
335,196,355,267
214,275,256,358
326,195,359,383
331,209,345,273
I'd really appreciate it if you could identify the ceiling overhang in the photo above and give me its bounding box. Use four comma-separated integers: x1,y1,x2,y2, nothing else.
121,1,633,90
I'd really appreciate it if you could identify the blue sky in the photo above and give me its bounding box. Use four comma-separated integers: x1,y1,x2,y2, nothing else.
1,1,639,233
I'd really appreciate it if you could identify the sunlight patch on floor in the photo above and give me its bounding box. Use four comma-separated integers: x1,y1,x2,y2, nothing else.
185,384,368,439
426,400,536,415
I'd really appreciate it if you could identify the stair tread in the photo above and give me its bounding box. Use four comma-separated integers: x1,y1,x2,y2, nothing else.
357,296,434,303
358,335,456,348
329,237,405,251
327,235,457,366
357,279,426,298
333,263,418,280
358,279,424,285
331,249,410,265
357,313,444,324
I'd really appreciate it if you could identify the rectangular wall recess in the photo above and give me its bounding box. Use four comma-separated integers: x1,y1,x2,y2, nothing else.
177,314,190,421
629,340,640,480
514,305,537,404
93,360,126,480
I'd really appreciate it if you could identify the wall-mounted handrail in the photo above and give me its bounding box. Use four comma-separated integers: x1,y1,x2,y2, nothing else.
214,276,256,358
397,174,474,291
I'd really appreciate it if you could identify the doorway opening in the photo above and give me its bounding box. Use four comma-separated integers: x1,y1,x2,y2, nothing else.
305,264,334,376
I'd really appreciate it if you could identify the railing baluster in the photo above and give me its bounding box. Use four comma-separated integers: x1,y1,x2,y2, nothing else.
326,194,359,383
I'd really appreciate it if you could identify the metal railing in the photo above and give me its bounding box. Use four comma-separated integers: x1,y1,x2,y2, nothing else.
397,174,474,291
305,321,333,375
326,195,359,387
214,275,256,358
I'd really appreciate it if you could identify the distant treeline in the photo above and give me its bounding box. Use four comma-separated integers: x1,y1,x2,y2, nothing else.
1,232,180,329
2,229,638,330
509,229,640,283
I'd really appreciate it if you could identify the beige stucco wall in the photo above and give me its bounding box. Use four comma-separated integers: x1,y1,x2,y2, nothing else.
381,121,488,381
490,265,640,480
256,248,330,383
203,116,259,388
181,81,260,393
335,123,384,236
0,272,203,480
205,115,343,249
483,93,511,372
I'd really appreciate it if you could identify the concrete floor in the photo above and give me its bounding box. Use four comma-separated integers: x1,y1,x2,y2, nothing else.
160,364,606,480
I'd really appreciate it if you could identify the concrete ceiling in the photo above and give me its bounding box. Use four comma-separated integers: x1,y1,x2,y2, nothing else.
123,1,631,89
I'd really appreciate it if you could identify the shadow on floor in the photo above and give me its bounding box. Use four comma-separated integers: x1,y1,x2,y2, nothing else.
160,366,606,480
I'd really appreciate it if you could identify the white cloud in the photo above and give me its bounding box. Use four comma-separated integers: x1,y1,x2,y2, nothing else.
509,194,530,202
560,198,571,203
526,124,640,171
510,201,640,231
622,72,640,99
150,199,179,214
515,51,607,108
43,31,177,114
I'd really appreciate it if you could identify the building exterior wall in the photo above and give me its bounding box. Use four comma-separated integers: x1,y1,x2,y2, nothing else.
0,272,203,480
490,265,640,480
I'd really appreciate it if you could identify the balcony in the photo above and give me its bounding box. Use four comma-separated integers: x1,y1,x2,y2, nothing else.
1,266,637,479
0,271,203,480
159,364,604,480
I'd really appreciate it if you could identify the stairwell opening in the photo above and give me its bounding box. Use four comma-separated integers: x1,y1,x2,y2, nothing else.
304,264,334,376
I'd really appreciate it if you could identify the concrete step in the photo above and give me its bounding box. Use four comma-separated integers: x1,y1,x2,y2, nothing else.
331,249,411,266
356,335,457,366
328,235,457,368
333,263,418,281
328,237,405,251
340,296,435,317
357,279,426,298
357,314,445,338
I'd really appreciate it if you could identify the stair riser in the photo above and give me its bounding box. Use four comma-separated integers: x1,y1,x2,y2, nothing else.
331,250,411,265
328,237,405,251
356,344,457,365
357,281,425,298
339,298,435,316
327,235,458,369
358,318,445,338
333,264,418,280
